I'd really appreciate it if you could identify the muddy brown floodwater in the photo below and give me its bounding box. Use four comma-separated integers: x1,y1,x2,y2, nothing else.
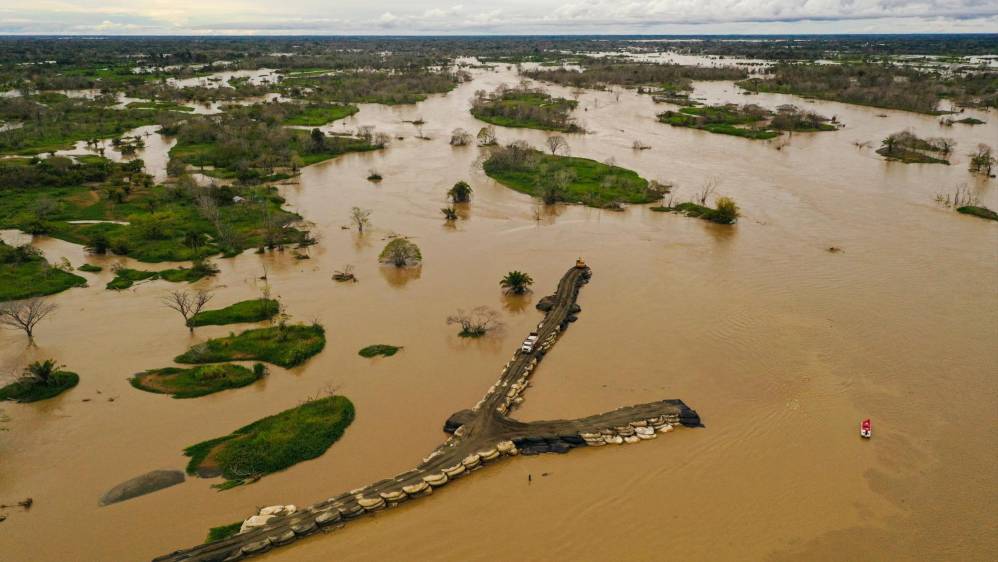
1,63,996,562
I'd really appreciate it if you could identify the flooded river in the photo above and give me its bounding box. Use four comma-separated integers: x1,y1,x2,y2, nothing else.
0,63,995,561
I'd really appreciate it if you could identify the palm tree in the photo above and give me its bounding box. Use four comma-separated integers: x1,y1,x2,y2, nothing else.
448,181,473,203
441,207,458,221
500,271,534,295
24,359,61,385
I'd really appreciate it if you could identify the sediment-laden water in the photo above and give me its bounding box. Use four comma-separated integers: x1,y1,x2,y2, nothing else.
0,63,995,561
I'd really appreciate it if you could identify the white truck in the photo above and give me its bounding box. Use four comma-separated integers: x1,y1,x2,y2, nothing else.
521,332,539,353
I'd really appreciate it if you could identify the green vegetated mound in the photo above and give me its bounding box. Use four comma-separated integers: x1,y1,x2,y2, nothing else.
522,61,747,91
280,103,359,126
658,104,836,140
651,199,740,225
876,131,952,164
957,205,998,221
77,263,102,273
205,522,242,544
130,364,265,399
175,324,326,368
190,298,279,327
737,63,997,114
0,156,306,262
0,93,162,155
106,263,215,290
358,344,401,358
183,395,355,488
0,241,87,302
483,142,659,208
471,86,581,132
278,69,459,105
168,110,382,181
0,370,79,403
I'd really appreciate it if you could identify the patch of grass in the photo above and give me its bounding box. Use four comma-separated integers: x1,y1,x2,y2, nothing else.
651,201,738,224
175,324,326,368
471,89,581,132
955,117,985,125
205,522,242,543
483,146,657,208
190,298,279,327
358,344,401,358
130,363,265,399
0,241,87,302
0,371,79,403
282,104,358,126
956,205,998,221
77,263,103,273
183,395,355,486
106,265,211,290
875,146,950,164
125,101,194,112
658,105,780,139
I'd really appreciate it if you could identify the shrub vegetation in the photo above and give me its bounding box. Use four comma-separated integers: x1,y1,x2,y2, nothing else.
175,323,326,368
130,363,266,399
189,298,279,327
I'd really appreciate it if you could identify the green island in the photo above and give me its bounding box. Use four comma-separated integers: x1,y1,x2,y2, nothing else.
175,323,326,368
658,104,836,140
280,103,358,126
471,87,581,132
0,156,306,262
77,263,103,273
522,61,747,92
651,199,740,225
189,298,280,327
125,100,195,112
130,363,266,399
0,241,87,302
956,206,998,221
205,522,242,544
183,395,355,488
106,262,216,290
483,142,659,208
0,93,162,155
278,69,459,105
876,131,952,164
358,344,402,358
0,360,79,403
168,110,383,180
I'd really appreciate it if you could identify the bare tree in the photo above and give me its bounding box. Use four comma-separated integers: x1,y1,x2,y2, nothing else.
450,128,472,146
0,298,57,341
477,126,497,146
696,177,719,206
546,135,569,156
350,207,372,233
356,125,375,144
447,306,504,337
162,290,213,333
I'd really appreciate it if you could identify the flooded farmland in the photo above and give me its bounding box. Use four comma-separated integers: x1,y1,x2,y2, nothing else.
1,60,996,562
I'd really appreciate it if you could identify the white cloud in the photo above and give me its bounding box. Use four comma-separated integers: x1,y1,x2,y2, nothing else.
0,0,995,34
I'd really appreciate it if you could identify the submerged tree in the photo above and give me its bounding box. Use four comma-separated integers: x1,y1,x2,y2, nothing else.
500,271,534,295
714,196,740,224
447,306,503,337
162,289,214,333
450,128,472,146
441,206,458,221
350,207,372,233
477,125,497,146
379,238,422,268
448,181,473,203
969,144,995,176
545,135,569,156
0,298,57,341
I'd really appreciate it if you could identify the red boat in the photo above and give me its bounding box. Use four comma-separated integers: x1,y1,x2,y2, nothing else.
860,419,872,439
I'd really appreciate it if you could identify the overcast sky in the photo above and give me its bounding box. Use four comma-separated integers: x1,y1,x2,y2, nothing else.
1,1,996,35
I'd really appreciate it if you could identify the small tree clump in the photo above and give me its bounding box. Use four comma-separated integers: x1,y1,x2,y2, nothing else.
379,238,422,268
447,306,503,338
448,181,473,203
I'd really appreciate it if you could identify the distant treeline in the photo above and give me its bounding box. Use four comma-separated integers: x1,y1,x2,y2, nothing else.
523,62,747,90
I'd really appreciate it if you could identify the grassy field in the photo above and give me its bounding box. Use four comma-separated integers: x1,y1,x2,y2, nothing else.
183,395,355,487
471,90,580,132
175,324,326,368
190,298,279,327
658,106,780,140
358,344,402,358
483,148,657,208
0,241,87,302
130,364,265,399
106,266,212,290
0,371,79,402
282,103,358,126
